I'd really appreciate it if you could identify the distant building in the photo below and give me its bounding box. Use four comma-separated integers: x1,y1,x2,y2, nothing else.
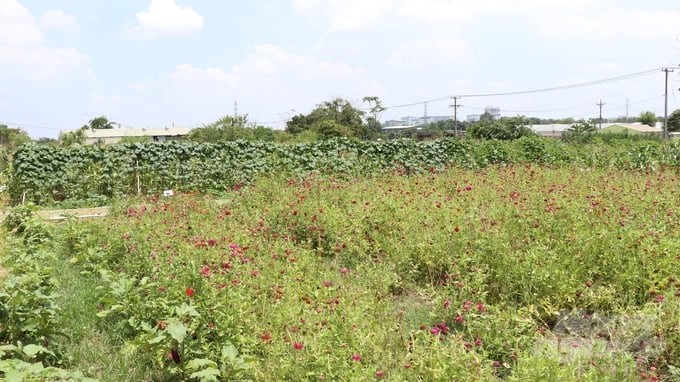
466,106,501,122
382,115,452,128
529,124,572,138
484,106,501,119
82,127,192,145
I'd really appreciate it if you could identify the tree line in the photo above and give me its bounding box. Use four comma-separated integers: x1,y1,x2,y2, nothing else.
2,99,680,149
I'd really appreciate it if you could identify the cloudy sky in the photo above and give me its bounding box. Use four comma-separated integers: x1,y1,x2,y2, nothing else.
2,0,680,138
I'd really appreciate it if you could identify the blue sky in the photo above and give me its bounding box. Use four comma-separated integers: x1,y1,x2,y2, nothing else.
1,0,679,138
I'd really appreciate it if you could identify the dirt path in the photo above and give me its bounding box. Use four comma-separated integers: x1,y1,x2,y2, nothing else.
35,206,110,221
0,206,110,222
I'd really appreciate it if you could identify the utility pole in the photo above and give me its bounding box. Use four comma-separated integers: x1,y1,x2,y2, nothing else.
450,96,462,135
596,98,605,130
233,101,238,127
663,68,673,140
625,98,629,122
423,101,428,125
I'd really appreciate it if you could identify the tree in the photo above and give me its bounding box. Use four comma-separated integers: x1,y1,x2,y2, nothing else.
362,96,385,139
286,98,367,139
467,116,534,140
0,124,30,149
187,114,280,142
562,120,596,143
58,128,86,147
83,115,117,130
639,111,657,127
667,109,680,132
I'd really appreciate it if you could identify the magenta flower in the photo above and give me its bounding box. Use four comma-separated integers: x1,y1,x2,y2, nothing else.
351,353,361,362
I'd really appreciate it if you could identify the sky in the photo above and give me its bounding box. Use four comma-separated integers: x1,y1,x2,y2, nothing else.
1,0,680,138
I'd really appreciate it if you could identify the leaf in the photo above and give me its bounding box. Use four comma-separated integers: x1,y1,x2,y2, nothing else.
221,343,238,361
175,303,200,318
189,367,220,382
185,358,218,371
22,344,53,358
166,321,187,343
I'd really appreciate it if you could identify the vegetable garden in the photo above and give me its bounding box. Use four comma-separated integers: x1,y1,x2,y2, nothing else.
1,137,680,381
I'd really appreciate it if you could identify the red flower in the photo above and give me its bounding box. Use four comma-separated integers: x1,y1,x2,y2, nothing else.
261,332,272,343
351,353,362,362
293,341,304,350
185,287,195,297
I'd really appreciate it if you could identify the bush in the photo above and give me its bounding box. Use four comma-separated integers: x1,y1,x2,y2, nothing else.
467,116,535,140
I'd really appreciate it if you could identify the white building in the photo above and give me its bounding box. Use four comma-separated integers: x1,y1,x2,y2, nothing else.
81,127,193,145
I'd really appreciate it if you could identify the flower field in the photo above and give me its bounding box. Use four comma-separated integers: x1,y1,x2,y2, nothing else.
2,164,680,381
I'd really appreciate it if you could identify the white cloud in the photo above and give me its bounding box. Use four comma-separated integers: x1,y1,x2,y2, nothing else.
0,0,89,80
536,8,680,40
39,10,79,32
128,0,204,39
293,0,394,31
0,0,43,46
293,0,598,30
128,44,382,126
386,37,470,67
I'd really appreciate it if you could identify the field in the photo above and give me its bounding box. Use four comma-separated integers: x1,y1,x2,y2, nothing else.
2,163,679,381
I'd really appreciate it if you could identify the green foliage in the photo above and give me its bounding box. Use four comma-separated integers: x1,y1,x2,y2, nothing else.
58,129,86,148
286,98,367,138
83,116,116,130
39,166,678,380
639,111,658,127
8,138,680,206
562,121,597,143
187,115,282,143
667,108,680,132
467,116,535,140
0,125,30,151
3,164,680,379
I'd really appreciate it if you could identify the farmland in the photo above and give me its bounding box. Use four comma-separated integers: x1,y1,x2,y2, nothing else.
2,157,679,381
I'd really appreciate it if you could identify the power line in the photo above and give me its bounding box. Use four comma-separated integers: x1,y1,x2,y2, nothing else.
383,67,666,110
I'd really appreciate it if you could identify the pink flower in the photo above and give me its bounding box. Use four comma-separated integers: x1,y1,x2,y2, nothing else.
455,314,464,324
474,337,483,347
375,370,385,379
293,342,304,350
443,299,451,309
463,300,472,311
476,302,486,313
200,265,211,277
430,327,441,335
323,280,333,288
340,267,349,275
351,353,361,362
